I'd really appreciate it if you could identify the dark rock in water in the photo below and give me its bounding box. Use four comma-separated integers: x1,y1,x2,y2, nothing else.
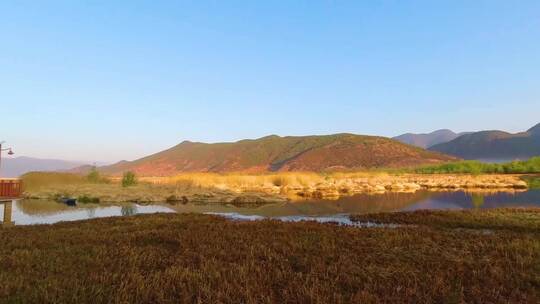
166,195,189,205
58,198,77,206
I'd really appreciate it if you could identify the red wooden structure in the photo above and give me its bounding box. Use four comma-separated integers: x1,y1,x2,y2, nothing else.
0,179,22,200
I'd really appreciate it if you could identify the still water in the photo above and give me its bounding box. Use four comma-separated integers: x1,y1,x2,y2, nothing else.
1,190,540,226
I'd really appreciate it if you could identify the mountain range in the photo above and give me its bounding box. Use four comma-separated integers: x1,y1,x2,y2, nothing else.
393,130,471,149
8,123,540,177
94,134,455,176
428,123,540,161
0,157,88,178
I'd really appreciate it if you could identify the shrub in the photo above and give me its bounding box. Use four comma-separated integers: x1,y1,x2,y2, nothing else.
86,167,111,184
122,171,137,187
166,195,189,204
521,176,540,189
77,195,100,204
86,167,100,183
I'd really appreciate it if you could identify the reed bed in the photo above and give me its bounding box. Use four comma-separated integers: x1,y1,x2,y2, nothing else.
21,171,531,204
149,172,327,188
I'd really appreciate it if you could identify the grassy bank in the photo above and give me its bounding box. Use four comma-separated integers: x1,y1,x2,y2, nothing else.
0,209,538,303
414,157,540,174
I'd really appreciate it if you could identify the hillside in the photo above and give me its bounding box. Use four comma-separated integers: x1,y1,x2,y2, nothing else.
0,156,87,178
98,134,456,176
393,129,471,148
429,123,540,161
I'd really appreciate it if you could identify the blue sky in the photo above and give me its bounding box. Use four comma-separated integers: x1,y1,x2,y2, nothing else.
1,1,539,162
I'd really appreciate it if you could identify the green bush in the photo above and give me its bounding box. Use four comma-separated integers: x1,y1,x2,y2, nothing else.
521,176,540,189
86,167,111,184
86,167,100,183
122,171,137,187
77,195,100,204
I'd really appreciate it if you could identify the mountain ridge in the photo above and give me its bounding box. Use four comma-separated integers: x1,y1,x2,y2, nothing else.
429,123,540,161
0,156,89,178
96,133,456,176
393,129,471,148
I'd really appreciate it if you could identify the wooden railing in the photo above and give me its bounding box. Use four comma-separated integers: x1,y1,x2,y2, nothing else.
0,179,22,199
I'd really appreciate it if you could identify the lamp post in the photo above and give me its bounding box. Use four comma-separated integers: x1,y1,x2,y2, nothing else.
0,142,15,227
0,141,15,178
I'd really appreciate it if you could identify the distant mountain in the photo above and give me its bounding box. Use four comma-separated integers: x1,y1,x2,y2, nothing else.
97,134,456,176
393,129,471,148
0,156,87,178
429,123,540,161
528,123,540,136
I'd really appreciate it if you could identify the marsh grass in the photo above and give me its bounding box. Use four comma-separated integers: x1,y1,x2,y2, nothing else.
148,172,396,192
22,171,529,205
21,172,86,191
0,209,538,303
21,172,286,204
163,172,325,188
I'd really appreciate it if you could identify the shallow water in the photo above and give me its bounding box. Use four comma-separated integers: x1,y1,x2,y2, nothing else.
2,190,540,226
204,212,402,228
0,201,175,226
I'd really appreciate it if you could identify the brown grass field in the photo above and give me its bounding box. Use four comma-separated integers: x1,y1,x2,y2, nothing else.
0,209,539,303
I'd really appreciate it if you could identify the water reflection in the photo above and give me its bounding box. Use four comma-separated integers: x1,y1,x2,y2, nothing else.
206,212,402,228
471,194,485,208
401,190,540,211
1,200,174,226
121,205,137,216
2,190,540,226
204,190,540,225
171,190,540,217
170,191,435,217
86,208,96,218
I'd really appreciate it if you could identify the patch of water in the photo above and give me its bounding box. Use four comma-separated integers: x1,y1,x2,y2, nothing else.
0,200,175,226
3,190,540,226
205,212,401,228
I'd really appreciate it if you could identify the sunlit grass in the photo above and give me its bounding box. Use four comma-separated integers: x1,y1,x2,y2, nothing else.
162,172,326,189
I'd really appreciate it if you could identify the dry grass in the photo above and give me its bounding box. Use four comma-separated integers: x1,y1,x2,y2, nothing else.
145,171,526,188
0,209,539,303
152,172,328,189
21,172,86,190
23,182,286,205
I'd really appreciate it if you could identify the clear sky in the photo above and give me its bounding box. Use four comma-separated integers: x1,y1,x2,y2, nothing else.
1,1,539,163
